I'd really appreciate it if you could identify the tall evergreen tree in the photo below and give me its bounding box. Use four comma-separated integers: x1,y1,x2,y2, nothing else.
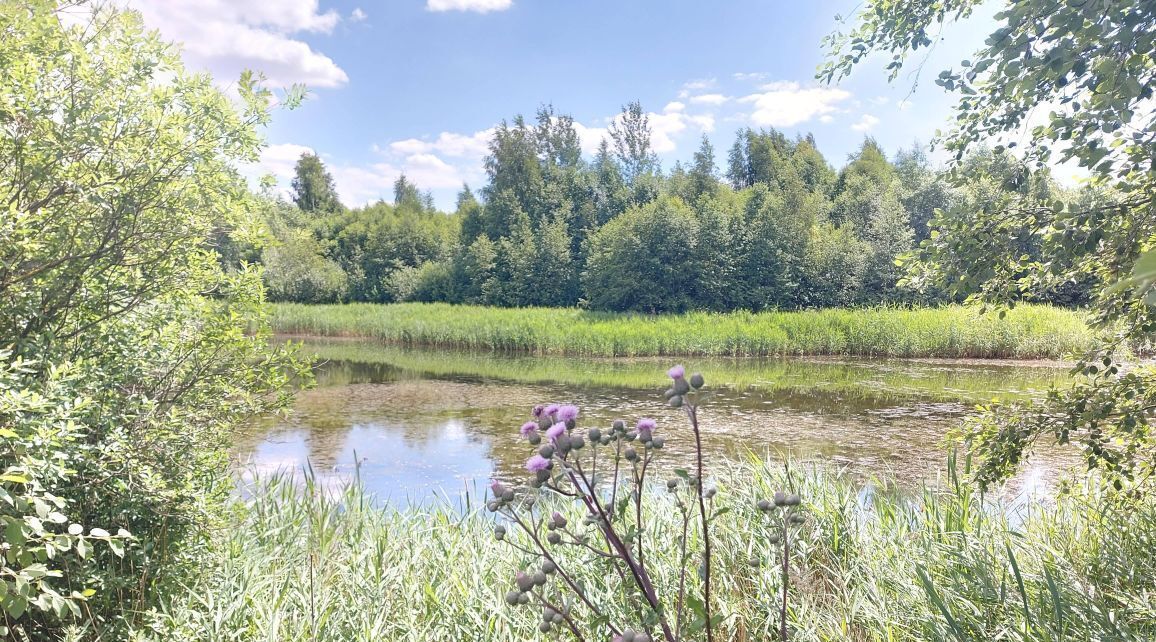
609,101,658,183
689,135,719,200
291,152,343,214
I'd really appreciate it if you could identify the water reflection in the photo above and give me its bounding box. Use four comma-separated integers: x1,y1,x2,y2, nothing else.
233,341,1074,505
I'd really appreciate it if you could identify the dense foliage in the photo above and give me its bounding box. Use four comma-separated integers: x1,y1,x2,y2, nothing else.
0,3,305,638
241,110,1107,314
824,0,1155,489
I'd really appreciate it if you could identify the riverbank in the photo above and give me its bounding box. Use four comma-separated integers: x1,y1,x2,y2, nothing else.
140,460,1155,641
270,303,1094,359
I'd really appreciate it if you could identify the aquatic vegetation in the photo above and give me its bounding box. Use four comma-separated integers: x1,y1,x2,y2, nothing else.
270,303,1095,359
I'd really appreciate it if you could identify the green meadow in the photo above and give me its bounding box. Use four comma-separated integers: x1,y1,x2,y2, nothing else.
271,303,1095,359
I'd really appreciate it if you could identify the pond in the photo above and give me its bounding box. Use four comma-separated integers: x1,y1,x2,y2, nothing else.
232,338,1077,506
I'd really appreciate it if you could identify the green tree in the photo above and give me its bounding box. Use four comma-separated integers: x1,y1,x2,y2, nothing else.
0,2,306,635
824,0,1156,488
801,223,868,308
609,101,659,185
688,135,720,200
292,152,343,214
583,196,700,312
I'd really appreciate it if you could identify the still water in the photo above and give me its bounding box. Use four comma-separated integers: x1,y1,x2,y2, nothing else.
233,338,1075,505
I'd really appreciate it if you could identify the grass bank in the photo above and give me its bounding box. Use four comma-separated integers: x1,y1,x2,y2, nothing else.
270,302,1094,359
139,460,1154,641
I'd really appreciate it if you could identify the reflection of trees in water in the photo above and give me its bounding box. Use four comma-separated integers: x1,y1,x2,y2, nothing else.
238,363,1079,497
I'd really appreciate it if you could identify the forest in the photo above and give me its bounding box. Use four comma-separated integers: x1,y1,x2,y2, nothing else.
234,106,1098,313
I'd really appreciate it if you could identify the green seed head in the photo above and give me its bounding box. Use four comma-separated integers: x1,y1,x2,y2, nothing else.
588,428,601,442
690,373,705,389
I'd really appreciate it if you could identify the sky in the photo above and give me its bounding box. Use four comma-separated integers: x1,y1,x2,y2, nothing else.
124,0,999,209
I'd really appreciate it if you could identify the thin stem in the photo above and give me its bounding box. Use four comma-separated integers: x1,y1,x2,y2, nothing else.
780,513,790,642
687,403,715,642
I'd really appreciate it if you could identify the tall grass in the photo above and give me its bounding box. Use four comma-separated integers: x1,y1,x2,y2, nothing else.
270,303,1094,359
135,459,1155,641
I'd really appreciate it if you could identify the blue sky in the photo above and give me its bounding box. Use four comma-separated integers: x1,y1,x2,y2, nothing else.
128,0,996,209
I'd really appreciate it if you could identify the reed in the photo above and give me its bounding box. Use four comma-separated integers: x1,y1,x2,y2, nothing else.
270,303,1095,359
139,459,1156,641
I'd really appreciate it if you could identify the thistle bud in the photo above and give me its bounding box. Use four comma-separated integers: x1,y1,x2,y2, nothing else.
668,395,683,408
532,571,547,586
652,436,665,449
552,512,568,528
621,630,637,642
552,612,563,624
625,431,637,442
539,622,552,633
705,486,717,499
773,491,788,507
486,501,500,512
518,592,530,605
612,419,626,432
748,557,760,568
535,469,550,483
588,428,601,442
494,525,506,540
539,445,555,459
571,436,585,450
505,590,521,606
543,607,556,622
624,447,638,462
756,499,772,512
501,489,515,502
542,560,557,575
790,514,806,525
786,493,801,507
528,433,541,445
673,377,690,395
515,571,534,592
547,532,562,545
664,387,677,399
768,533,781,544
690,373,705,389
667,479,678,490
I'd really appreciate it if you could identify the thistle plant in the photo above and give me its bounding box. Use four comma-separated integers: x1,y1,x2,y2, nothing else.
487,366,806,641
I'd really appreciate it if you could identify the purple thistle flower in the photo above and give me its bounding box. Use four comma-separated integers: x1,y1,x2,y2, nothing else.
637,418,657,436
668,364,686,380
532,404,545,418
490,480,507,497
557,404,579,422
543,404,560,418
526,454,551,472
520,421,539,437
545,422,567,440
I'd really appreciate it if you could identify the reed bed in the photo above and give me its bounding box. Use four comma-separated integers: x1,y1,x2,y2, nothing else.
270,303,1094,359
136,459,1156,641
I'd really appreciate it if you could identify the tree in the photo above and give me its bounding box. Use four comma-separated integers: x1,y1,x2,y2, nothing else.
0,2,306,635
609,101,658,184
824,0,1156,488
688,135,720,200
393,173,425,211
583,196,700,312
292,152,343,214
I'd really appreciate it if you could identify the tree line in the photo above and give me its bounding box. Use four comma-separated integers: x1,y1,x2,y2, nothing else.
228,102,1099,313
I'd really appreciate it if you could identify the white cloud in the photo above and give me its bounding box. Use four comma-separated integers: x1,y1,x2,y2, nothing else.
573,122,609,155
689,93,730,106
851,114,880,132
732,71,767,82
127,0,348,88
350,7,367,21
663,101,686,113
427,0,513,13
389,129,495,158
738,81,851,127
819,115,834,124
678,77,716,98
869,96,890,106
241,143,315,197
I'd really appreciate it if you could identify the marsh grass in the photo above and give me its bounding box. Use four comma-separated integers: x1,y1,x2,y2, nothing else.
136,457,1155,641
270,303,1095,359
